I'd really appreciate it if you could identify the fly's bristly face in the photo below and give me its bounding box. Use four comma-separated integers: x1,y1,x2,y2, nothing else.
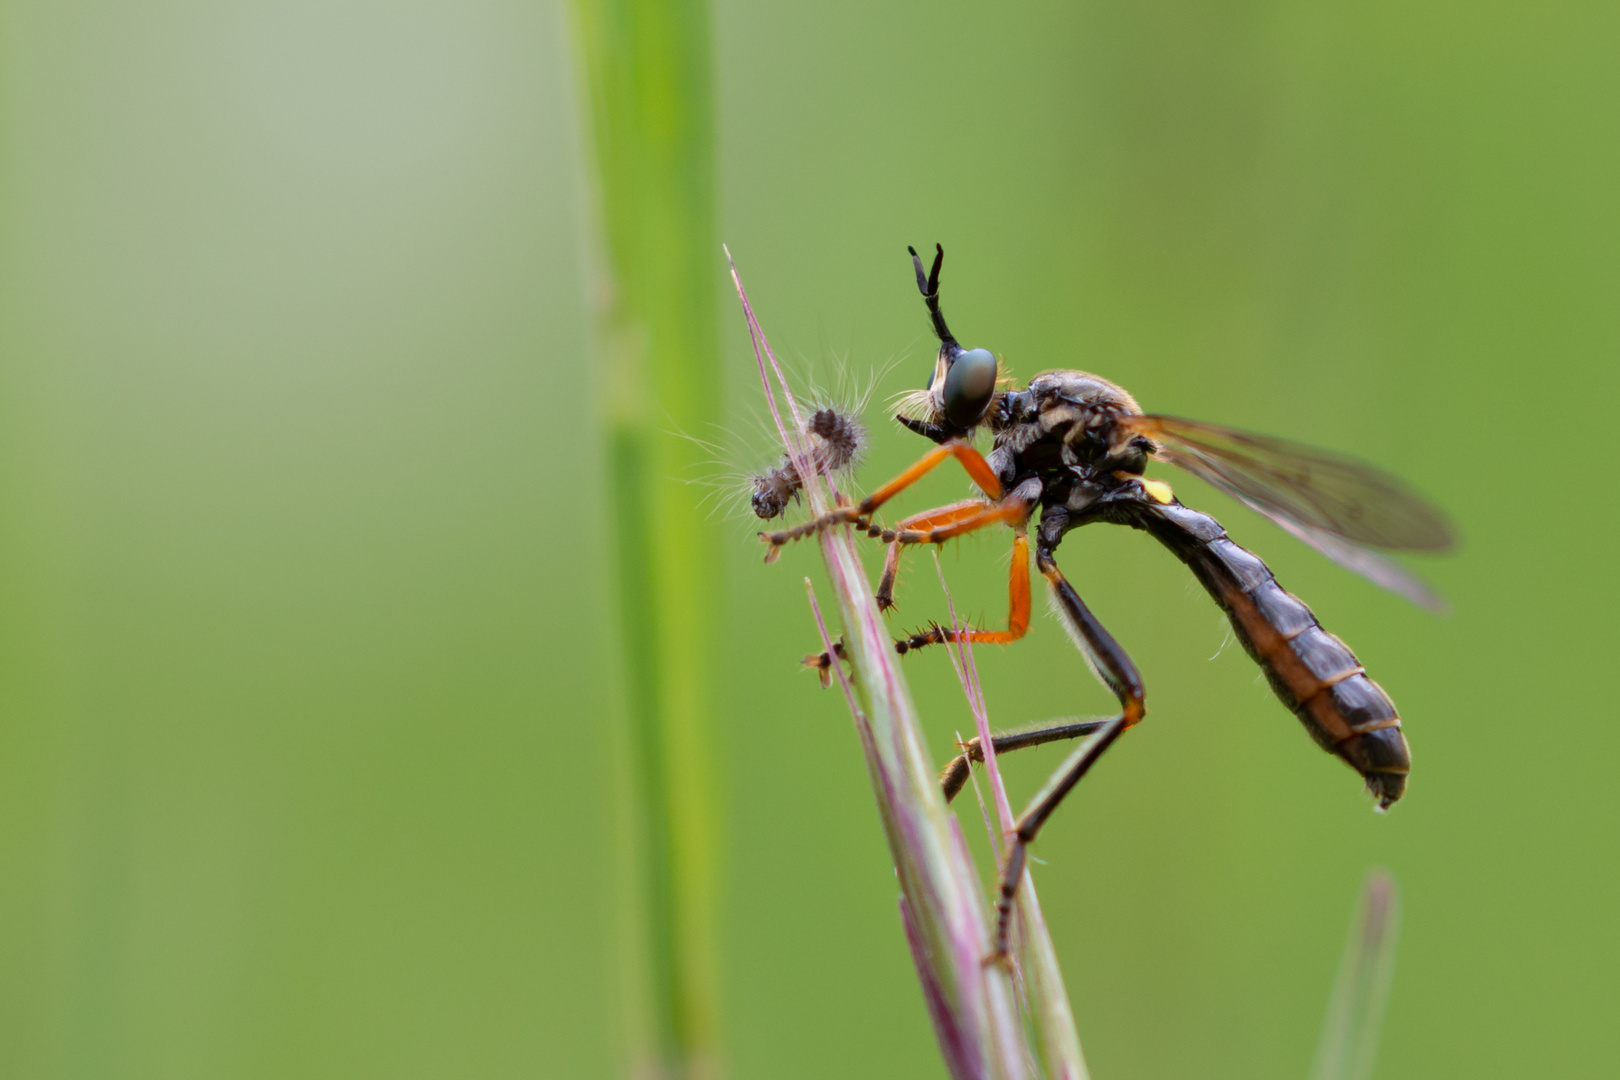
897,345,1002,434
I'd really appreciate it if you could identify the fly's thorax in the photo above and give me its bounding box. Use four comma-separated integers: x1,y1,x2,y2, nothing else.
1026,370,1143,417
1058,472,1110,515
1053,461,1166,517
1003,371,1148,475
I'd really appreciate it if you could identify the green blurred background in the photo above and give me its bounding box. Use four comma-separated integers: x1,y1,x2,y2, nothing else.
1,0,1616,1077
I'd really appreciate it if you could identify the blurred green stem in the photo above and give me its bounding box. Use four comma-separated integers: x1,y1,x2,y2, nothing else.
1310,870,1401,1080
568,1,720,1076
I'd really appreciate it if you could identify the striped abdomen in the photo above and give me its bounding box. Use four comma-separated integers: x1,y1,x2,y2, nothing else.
1123,500,1410,808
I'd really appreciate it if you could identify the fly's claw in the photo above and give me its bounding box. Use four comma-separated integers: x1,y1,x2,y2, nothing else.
980,948,1014,970
803,638,848,687
895,622,947,655
940,735,986,802
895,617,994,653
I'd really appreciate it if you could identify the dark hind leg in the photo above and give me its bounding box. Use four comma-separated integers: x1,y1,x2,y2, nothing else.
984,543,1145,962
938,718,1115,802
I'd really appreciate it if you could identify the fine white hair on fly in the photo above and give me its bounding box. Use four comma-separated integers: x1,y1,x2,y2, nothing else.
1044,588,1114,695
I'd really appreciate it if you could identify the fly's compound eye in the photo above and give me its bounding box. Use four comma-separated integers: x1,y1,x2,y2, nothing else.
942,347,997,428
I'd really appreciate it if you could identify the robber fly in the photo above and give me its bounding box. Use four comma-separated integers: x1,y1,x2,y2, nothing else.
759,244,1455,959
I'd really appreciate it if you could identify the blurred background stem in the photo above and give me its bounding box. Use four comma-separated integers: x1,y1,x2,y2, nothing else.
1310,871,1401,1080
568,1,721,1076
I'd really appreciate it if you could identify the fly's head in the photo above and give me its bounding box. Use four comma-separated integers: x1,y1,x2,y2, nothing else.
893,244,1005,441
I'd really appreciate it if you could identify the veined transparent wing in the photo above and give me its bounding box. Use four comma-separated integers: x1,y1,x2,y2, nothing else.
1121,415,1456,610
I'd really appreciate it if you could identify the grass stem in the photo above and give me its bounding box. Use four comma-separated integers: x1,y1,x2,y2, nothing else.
730,250,1036,1079
933,555,1089,1080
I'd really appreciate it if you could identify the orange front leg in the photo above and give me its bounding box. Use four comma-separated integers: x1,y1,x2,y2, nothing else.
760,441,1001,560
860,442,1002,510
872,500,987,610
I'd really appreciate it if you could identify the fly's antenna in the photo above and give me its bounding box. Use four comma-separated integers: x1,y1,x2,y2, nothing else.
908,243,962,360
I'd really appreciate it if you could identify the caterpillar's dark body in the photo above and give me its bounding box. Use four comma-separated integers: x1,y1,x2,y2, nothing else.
751,406,865,519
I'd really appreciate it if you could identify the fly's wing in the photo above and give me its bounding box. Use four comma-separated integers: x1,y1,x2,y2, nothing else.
1121,415,1457,611
1271,517,1450,613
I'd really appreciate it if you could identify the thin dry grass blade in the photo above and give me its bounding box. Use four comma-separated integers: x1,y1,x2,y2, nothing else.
933,555,1089,1080
1309,870,1401,1080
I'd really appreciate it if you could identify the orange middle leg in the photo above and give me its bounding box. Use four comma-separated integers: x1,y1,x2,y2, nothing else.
872,497,1030,606
897,528,1031,653
806,518,1033,676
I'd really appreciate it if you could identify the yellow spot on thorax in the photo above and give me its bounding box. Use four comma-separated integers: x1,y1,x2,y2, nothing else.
1140,478,1174,504
1113,472,1173,503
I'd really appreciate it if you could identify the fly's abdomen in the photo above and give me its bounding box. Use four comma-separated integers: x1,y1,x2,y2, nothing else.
1128,501,1411,808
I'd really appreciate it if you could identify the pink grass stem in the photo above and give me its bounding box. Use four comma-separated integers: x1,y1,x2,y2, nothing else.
728,248,1032,1080
933,553,1016,836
